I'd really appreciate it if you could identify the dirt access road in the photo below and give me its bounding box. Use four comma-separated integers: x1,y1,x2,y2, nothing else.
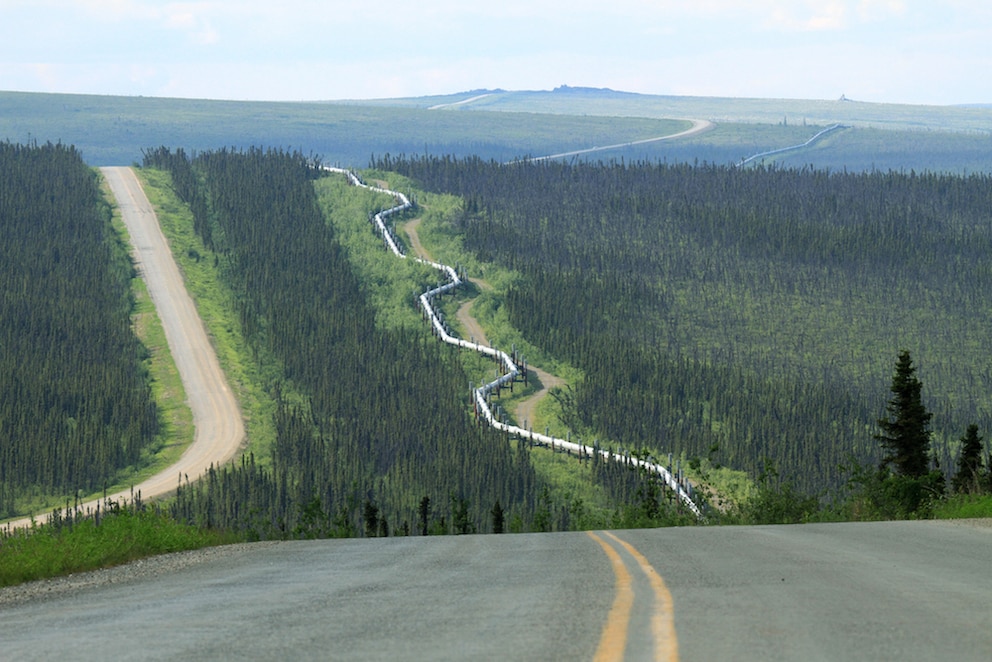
528,118,715,162
4,168,244,531
400,216,564,431
100,167,245,498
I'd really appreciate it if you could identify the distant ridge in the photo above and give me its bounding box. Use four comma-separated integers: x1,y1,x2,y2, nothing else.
549,85,643,97
1,88,990,172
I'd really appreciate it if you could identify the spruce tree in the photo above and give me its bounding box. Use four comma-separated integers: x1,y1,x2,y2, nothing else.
418,496,430,536
363,499,379,538
491,500,505,534
952,424,984,494
876,350,932,478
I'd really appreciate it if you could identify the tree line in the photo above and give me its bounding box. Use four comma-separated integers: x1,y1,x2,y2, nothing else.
0,142,160,517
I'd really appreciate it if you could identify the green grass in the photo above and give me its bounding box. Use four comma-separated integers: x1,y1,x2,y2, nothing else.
0,506,236,587
931,493,992,519
313,174,437,330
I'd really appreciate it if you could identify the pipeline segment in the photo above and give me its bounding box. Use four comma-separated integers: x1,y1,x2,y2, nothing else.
327,167,703,518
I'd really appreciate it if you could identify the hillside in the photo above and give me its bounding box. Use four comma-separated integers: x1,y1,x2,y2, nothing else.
379,154,992,495
3,87,992,173
0,144,161,517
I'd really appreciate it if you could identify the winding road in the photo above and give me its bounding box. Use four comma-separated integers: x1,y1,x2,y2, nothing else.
4,167,245,531
526,119,714,162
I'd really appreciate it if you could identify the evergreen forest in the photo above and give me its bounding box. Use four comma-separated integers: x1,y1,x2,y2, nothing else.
6,139,991,547
139,147,678,537
0,142,159,517
374,155,992,495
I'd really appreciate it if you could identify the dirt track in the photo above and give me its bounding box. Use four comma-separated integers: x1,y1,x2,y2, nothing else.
101,166,245,495
3,167,245,530
401,217,563,432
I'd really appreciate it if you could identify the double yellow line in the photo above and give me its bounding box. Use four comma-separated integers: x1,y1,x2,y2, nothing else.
587,531,679,662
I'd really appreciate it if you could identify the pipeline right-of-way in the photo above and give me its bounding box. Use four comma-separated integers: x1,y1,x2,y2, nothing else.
327,167,704,519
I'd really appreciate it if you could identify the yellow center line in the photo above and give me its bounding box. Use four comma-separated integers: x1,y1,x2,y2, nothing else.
588,531,634,661
605,532,680,662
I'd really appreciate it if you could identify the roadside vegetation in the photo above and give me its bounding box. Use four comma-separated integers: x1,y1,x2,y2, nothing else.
134,164,282,460
0,497,234,588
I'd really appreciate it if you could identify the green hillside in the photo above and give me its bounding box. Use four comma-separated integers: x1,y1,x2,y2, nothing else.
0,143,161,517
379,154,992,495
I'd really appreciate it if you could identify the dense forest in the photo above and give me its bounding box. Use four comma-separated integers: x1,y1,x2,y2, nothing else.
374,155,992,494
0,142,159,517
139,147,681,536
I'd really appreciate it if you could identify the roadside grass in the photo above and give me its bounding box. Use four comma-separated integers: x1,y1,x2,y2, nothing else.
134,168,279,462
931,494,992,520
0,504,237,588
313,174,437,331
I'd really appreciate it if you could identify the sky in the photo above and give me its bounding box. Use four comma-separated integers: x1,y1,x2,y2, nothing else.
1,1,989,105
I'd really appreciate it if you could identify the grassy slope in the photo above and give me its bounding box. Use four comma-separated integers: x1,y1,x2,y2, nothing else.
1,507,236,587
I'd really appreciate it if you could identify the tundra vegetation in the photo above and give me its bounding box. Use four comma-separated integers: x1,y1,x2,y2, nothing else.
4,89,992,173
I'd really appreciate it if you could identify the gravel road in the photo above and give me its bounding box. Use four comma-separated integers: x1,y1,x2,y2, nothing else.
101,166,246,496
3,168,245,532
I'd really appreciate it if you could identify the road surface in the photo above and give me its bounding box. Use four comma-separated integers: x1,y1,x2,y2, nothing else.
526,119,714,162
100,166,246,496
2,168,245,531
2,519,990,660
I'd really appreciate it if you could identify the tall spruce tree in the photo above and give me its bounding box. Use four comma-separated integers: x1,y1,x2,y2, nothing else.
876,350,932,478
952,424,985,494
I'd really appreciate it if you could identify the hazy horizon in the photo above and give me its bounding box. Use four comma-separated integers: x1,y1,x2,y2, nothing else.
2,1,989,106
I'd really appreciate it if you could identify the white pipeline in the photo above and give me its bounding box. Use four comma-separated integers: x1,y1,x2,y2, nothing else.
327,167,703,518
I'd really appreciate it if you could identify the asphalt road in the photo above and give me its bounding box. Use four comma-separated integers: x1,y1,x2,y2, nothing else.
2,520,990,661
